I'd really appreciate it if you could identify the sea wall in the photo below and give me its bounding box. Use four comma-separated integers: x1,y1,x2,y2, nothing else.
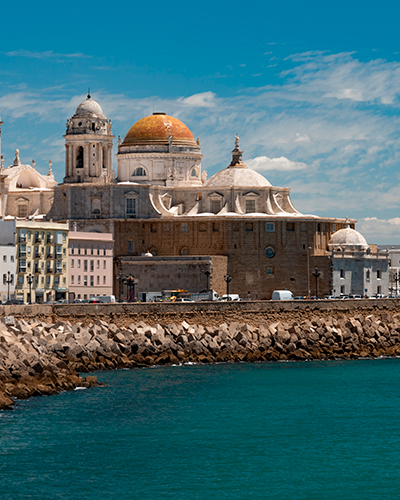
2,308,400,409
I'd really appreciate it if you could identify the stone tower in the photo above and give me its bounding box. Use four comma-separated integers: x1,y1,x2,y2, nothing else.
64,92,114,184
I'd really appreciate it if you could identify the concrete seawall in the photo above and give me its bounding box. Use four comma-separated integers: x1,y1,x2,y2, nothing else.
1,300,400,410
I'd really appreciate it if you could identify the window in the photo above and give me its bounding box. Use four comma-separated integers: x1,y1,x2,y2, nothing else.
3,256,6,262
84,276,87,286
126,197,136,217
97,260,100,269
366,269,370,281
78,244,81,255
341,285,345,294
246,222,253,232
199,223,207,232
377,270,382,279
90,260,94,272
163,223,170,232
2,274,5,284
377,285,382,295
19,229,26,242
18,276,23,285
54,276,59,285
151,223,157,233
56,245,62,256
97,276,100,285
181,223,188,233
210,199,221,214
103,276,106,285
213,223,219,232
266,223,275,233
91,245,94,255
132,167,146,176
103,245,106,256
340,269,345,278
63,233,66,242
78,275,81,284
103,260,106,269
84,244,87,255
332,224,336,232
71,259,74,268
191,168,197,177
266,267,274,275
180,247,189,256
287,222,295,232
19,244,26,257
128,241,134,254
63,277,66,285
84,260,88,271
11,256,14,263
265,246,275,258
245,199,256,213
18,204,28,218
78,259,81,268
90,276,94,286
97,245,100,255
317,223,321,233
71,275,74,284
18,259,26,272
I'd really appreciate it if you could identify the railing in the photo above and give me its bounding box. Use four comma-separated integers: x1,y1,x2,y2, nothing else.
54,268,63,274
34,269,42,274
34,253,42,259
46,254,53,259
18,268,26,273
34,237,42,243
46,269,53,274
18,252,26,258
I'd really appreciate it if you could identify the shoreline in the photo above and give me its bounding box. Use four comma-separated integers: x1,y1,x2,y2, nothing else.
2,309,400,409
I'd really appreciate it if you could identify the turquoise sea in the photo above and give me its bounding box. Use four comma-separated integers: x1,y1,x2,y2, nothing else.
1,359,400,499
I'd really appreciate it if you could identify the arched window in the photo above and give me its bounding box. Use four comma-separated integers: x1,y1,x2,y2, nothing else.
149,246,158,256
132,167,146,176
102,147,106,169
191,168,197,177
180,246,190,256
76,146,84,168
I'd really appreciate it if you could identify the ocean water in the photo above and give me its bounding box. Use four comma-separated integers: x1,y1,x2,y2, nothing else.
1,359,400,499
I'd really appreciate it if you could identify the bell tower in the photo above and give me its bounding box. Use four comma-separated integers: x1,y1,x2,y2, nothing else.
64,92,114,184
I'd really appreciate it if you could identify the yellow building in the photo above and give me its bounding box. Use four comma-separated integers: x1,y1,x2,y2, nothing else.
15,220,69,303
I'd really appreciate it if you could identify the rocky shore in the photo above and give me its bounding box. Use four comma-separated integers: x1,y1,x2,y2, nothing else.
2,311,400,409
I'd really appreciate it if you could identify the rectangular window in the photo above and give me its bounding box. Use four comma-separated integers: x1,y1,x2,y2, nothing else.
246,222,253,232
71,275,74,284
332,224,336,232
3,255,6,262
266,223,275,233
84,244,87,255
213,223,219,232
27,231,31,240
19,229,26,242
126,198,136,216
210,199,221,214
287,222,295,232
366,269,370,281
71,259,74,268
181,223,188,233
245,199,256,213
103,245,106,256
54,276,59,285
266,267,274,275
97,276,100,285
97,260,100,269
19,244,26,257
78,275,81,284
103,276,106,285
90,260,94,272
78,259,81,268
63,277,66,285
341,285,345,294
163,223,170,232
78,244,81,255
18,276,23,285
3,274,6,284
340,269,345,278
199,223,207,232
91,245,94,255
84,260,88,271
18,205,28,218
377,270,382,279
56,245,62,256
151,223,157,233
377,285,382,295
63,233,66,242
11,256,14,263
90,276,94,286
103,260,106,269
46,276,50,285
18,259,26,273
97,245,100,255
84,276,87,286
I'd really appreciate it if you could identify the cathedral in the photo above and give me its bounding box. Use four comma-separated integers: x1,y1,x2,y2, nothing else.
46,92,364,298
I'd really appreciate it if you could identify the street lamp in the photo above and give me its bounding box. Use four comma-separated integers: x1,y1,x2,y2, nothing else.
224,274,232,300
393,271,399,297
27,273,33,304
307,246,312,297
312,266,321,299
6,271,12,303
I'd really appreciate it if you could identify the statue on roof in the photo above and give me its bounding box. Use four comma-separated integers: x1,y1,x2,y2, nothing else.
235,133,240,149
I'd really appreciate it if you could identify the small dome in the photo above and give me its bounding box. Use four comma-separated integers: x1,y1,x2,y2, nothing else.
74,94,105,119
329,226,369,250
122,113,197,146
205,166,271,187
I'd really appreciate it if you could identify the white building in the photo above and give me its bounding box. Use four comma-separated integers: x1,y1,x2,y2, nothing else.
0,219,16,302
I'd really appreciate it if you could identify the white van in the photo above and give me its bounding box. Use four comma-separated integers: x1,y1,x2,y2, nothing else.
271,290,294,301
222,294,240,301
97,295,116,303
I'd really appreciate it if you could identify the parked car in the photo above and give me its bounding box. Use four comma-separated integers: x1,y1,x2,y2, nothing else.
221,294,241,301
271,290,294,301
174,297,194,302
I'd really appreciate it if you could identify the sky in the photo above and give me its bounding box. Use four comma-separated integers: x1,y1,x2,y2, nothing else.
1,0,400,243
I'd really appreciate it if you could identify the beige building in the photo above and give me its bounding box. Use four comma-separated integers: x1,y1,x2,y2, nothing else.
47,94,358,299
68,230,114,301
15,220,69,303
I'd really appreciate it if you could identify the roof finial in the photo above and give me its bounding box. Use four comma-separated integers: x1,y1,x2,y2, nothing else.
229,133,245,168
32,159,36,169
13,149,21,167
87,88,91,99
235,133,239,149
345,216,350,228
48,160,52,175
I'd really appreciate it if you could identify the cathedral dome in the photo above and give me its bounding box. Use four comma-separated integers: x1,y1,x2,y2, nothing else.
205,165,271,187
74,93,105,119
122,113,197,146
329,226,369,250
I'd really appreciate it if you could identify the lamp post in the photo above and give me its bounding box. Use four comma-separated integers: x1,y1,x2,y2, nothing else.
27,273,33,304
6,271,12,303
307,246,312,297
202,267,212,291
126,275,137,302
224,274,232,300
312,266,321,299
394,271,399,297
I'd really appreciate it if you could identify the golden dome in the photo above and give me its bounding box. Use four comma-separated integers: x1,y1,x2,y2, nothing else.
122,113,197,146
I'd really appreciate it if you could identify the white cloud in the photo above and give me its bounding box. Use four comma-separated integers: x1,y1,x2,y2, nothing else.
357,217,400,244
178,91,217,108
247,156,308,172
6,50,91,60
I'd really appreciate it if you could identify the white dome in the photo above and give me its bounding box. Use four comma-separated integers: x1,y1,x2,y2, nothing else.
204,165,271,188
329,226,369,250
74,95,105,118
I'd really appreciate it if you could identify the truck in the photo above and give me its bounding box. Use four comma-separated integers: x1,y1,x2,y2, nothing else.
191,290,220,302
97,295,116,303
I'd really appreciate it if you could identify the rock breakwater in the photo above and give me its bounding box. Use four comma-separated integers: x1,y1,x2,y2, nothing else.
2,311,400,409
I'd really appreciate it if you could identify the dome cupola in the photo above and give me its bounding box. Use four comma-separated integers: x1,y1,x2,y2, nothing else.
329,224,369,251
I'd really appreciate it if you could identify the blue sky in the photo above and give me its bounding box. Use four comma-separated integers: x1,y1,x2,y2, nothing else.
2,0,400,243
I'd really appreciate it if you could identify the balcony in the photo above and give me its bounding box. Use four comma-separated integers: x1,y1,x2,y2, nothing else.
46,254,53,259
54,268,63,275
46,238,53,245
34,237,42,244
46,269,53,274
18,252,27,258
19,237,26,243
34,269,42,274
34,253,42,259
